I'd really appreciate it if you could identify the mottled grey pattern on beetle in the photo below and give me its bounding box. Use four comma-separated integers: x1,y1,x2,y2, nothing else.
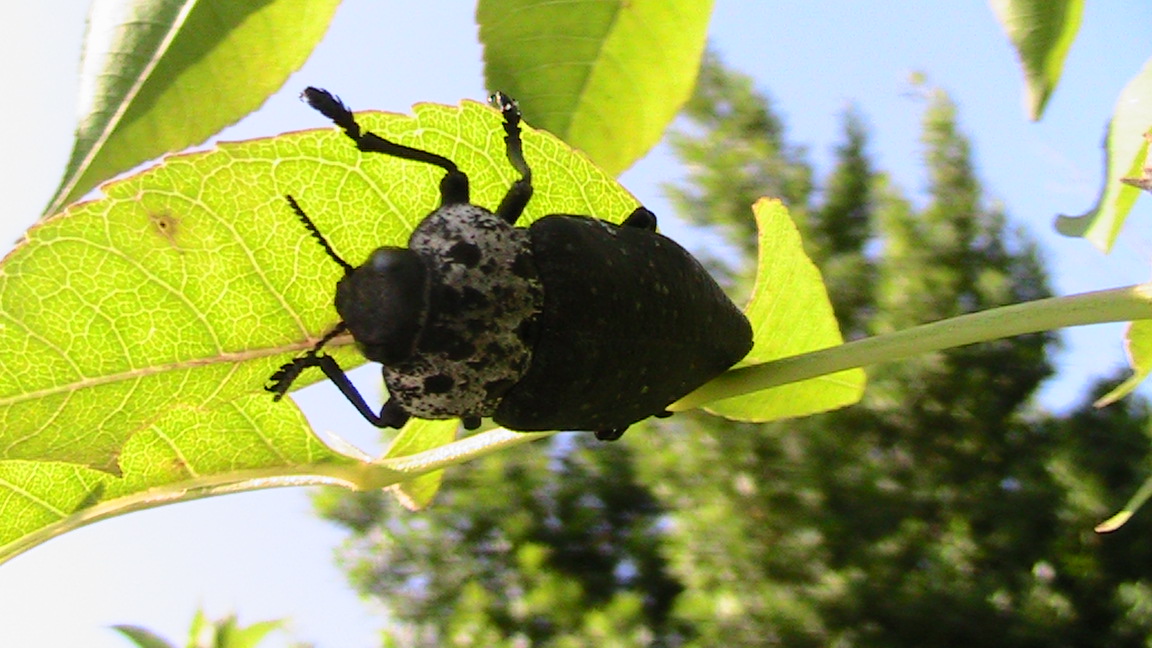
381,203,544,420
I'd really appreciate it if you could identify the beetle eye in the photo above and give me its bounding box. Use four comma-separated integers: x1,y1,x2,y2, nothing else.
335,247,429,364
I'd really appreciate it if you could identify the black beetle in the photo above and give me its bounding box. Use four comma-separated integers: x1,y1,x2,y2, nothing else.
267,88,752,440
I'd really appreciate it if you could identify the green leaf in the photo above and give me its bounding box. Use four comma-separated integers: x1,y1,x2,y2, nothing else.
43,0,341,217
0,395,363,562
1096,472,1152,533
988,0,1084,120
384,419,459,510
1094,319,1152,407
0,99,638,561
111,624,176,648
701,199,865,420
215,616,286,648
478,0,713,174
4,99,636,470
1120,131,1152,192
1055,55,1152,251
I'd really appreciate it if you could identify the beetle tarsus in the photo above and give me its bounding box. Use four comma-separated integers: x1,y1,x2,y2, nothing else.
301,87,355,131
267,361,306,400
266,324,349,397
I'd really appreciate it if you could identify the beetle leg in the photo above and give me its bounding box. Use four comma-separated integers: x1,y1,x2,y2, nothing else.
621,207,658,231
317,356,411,428
490,92,534,225
304,354,411,428
266,325,348,397
377,399,413,429
595,427,627,441
266,324,411,428
596,409,670,440
301,87,469,206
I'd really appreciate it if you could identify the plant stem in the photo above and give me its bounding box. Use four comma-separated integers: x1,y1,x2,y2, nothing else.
376,429,553,476
671,283,1152,411
366,284,1152,479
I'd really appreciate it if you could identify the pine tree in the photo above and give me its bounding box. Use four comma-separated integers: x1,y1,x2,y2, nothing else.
808,89,1057,647
315,435,691,647
643,74,1067,647
809,107,875,340
1036,375,1152,647
664,50,812,289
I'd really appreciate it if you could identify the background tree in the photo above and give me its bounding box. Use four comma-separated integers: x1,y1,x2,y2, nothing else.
316,435,689,647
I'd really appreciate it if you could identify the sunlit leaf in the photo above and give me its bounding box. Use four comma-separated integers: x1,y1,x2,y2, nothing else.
44,0,340,216
0,394,364,562
988,0,1084,120
217,616,286,648
1096,472,1152,533
0,99,639,561
704,199,866,420
1055,55,1152,252
478,0,713,174
1120,131,1152,192
1094,319,1152,406
385,419,459,510
5,99,637,469
111,624,175,648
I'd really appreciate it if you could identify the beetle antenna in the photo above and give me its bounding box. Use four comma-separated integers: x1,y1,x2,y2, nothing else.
489,91,533,225
266,322,349,399
285,195,355,275
301,87,469,205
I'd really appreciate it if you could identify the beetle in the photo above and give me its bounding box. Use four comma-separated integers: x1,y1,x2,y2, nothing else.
266,87,752,440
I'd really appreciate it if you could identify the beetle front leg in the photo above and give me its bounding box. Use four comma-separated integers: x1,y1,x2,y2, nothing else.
313,356,412,428
271,353,410,429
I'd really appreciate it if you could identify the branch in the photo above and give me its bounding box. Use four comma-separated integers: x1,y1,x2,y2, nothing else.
672,283,1152,410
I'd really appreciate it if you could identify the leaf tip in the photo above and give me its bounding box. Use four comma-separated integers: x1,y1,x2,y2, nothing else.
1095,510,1132,534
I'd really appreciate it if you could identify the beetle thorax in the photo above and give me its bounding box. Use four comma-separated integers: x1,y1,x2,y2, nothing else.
380,203,544,420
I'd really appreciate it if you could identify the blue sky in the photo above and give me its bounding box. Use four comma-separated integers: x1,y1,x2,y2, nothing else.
1,1,1151,646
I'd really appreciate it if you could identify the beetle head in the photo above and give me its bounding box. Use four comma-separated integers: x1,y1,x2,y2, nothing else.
335,247,429,365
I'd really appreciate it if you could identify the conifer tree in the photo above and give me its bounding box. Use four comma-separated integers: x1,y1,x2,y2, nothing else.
315,436,690,647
